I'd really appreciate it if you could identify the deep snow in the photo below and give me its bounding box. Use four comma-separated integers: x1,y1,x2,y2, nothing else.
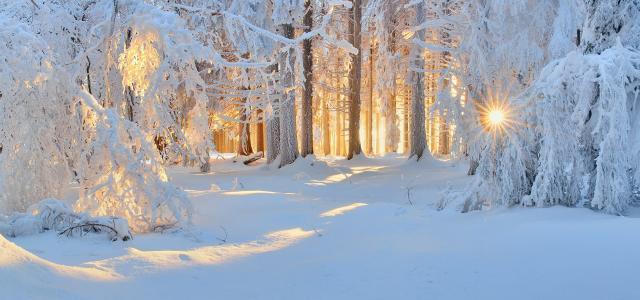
1,154,639,299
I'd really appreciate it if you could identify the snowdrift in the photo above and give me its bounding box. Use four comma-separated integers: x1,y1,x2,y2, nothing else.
0,234,121,298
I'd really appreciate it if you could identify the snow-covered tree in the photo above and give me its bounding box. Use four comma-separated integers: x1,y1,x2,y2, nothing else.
0,17,74,213
458,0,640,214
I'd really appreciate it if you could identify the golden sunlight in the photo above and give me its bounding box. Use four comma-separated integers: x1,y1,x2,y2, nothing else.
320,203,368,217
118,31,161,97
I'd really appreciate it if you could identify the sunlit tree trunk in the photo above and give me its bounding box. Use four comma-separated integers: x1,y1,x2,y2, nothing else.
300,0,314,157
409,3,427,160
322,96,331,155
403,88,409,153
337,94,344,156
384,23,399,154
256,109,265,153
347,0,363,160
365,43,374,155
278,23,299,167
333,61,342,156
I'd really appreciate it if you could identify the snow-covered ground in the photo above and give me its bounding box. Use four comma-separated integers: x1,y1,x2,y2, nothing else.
1,155,639,300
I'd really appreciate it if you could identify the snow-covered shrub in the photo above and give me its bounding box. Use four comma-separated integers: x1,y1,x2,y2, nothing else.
75,92,193,233
460,133,534,212
0,199,131,241
462,42,640,214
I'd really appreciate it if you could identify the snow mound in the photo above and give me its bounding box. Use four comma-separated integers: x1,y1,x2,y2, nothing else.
0,234,121,298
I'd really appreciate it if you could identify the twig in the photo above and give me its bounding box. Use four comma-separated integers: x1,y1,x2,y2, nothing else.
153,223,178,233
406,186,414,206
59,223,130,241
216,226,228,244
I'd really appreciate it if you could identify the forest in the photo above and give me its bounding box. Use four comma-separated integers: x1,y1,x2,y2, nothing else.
1,0,640,299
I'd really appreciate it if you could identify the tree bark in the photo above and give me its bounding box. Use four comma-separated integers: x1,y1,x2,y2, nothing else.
266,62,280,163
256,109,265,153
365,43,374,155
124,28,136,123
322,96,331,155
409,4,427,160
300,0,314,157
347,0,363,160
403,88,409,153
237,97,253,156
266,113,280,164
385,18,399,154
278,23,299,168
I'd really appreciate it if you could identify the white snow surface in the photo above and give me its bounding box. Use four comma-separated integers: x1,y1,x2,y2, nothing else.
1,154,639,299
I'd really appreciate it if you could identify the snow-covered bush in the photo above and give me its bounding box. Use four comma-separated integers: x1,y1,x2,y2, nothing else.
0,198,131,241
75,92,193,233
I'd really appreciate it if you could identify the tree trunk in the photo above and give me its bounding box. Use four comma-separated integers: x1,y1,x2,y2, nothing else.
409,4,427,160
266,113,280,164
266,62,280,164
300,0,314,157
337,98,344,156
385,20,399,154
347,0,363,160
124,28,136,123
256,109,265,153
332,60,342,156
467,159,479,176
278,23,299,168
322,96,331,155
237,97,253,156
365,43,374,155
403,88,409,153
385,90,398,153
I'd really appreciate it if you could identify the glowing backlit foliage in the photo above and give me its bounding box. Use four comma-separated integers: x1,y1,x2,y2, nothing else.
118,32,161,97
75,104,192,233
